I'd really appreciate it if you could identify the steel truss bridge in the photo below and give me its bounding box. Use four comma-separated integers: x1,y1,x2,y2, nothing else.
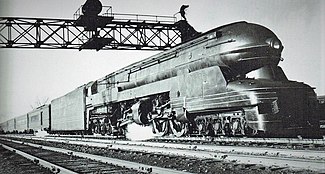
0,12,182,51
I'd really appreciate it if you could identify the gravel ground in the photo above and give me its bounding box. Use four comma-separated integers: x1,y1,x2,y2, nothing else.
0,145,53,174
1,140,148,174
10,137,316,174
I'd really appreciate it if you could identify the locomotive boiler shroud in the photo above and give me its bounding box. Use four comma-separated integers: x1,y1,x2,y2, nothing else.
86,21,318,137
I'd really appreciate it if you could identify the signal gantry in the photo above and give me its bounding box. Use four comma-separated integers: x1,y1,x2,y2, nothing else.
0,0,199,51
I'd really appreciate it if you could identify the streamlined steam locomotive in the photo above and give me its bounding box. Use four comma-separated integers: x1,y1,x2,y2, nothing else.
0,21,320,138
84,21,319,137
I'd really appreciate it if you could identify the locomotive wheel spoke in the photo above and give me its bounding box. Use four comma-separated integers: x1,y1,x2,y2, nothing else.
197,122,205,135
152,119,169,136
105,123,113,135
169,120,188,137
232,119,240,135
100,124,107,135
240,118,247,135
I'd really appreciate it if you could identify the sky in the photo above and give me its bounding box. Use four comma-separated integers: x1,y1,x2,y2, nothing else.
0,0,324,123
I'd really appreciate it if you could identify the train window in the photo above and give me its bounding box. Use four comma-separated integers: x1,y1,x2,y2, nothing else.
86,87,89,96
31,115,39,122
220,66,242,82
246,70,258,79
40,112,43,125
91,81,98,94
216,31,222,38
258,103,273,114
246,66,288,81
220,67,233,82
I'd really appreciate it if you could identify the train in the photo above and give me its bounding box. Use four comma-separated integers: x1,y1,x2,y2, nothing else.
0,104,50,134
0,21,323,138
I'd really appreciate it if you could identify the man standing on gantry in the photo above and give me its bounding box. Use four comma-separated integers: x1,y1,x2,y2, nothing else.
179,5,189,21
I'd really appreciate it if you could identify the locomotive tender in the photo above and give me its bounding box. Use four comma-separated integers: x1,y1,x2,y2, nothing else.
0,21,320,137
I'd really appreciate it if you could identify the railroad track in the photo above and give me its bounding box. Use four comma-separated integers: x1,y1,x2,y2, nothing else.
0,138,192,174
0,145,53,174
154,136,325,148
34,134,325,150
3,135,324,173
23,136,325,160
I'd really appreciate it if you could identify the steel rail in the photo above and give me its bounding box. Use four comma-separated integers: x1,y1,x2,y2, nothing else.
42,133,325,146
0,142,77,174
158,136,325,145
0,137,194,174
5,135,324,160
29,136,325,159
16,135,325,172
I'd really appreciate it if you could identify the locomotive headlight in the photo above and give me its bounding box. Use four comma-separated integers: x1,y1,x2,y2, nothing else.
272,40,281,49
266,38,283,50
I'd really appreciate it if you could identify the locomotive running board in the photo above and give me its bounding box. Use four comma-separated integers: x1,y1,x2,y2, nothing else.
186,105,256,115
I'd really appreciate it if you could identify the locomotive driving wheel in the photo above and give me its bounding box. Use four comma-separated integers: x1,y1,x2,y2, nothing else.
152,119,169,136
245,127,258,136
101,123,113,136
169,119,188,137
212,119,222,135
231,119,240,135
196,119,206,135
